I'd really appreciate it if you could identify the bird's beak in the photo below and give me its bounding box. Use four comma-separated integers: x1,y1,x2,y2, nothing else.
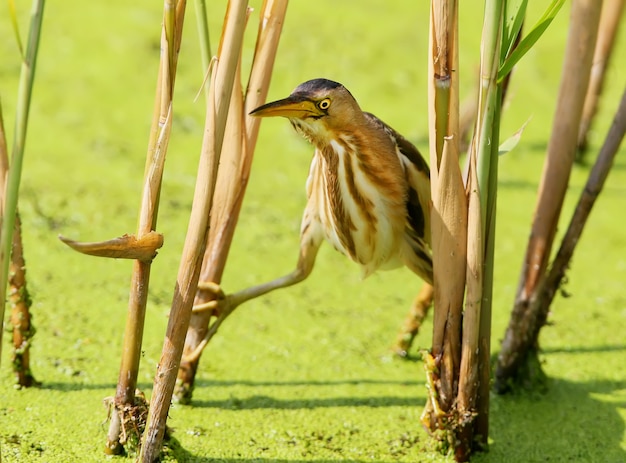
249,95,322,119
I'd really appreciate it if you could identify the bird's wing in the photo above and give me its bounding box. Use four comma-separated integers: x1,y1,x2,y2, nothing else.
363,112,432,247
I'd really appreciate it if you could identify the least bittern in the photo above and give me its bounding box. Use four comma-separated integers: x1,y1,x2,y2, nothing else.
196,78,433,356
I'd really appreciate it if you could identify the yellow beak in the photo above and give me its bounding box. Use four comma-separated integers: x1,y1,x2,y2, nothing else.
249,95,322,119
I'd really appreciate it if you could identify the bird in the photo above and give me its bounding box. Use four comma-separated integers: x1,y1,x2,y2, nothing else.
197,78,433,355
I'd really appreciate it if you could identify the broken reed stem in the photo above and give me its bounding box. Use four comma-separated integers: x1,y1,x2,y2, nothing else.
0,0,44,369
426,0,467,443
578,0,625,152
497,0,603,392
532,86,626,362
105,0,186,455
427,0,508,457
139,2,249,461
430,0,454,167
176,0,289,403
59,232,164,262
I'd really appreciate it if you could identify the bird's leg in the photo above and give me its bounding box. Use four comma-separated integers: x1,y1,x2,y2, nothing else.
392,283,434,357
193,243,320,316
391,236,434,355
227,242,319,311
187,209,324,365
227,220,323,310
184,229,323,363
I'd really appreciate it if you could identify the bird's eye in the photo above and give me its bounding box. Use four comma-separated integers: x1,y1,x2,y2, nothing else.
318,98,331,110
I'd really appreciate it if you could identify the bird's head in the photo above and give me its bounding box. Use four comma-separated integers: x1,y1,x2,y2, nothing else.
250,78,362,144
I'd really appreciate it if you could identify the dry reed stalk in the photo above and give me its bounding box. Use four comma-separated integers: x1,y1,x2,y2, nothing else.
455,147,483,459
99,0,187,454
497,0,603,392
424,0,468,448
534,86,626,335
578,0,625,152
60,233,163,261
139,2,250,460
175,0,288,403
441,2,504,447
424,0,530,456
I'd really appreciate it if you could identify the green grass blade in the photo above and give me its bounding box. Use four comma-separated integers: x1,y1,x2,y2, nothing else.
0,0,45,365
194,0,212,76
502,0,527,61
498,0,566,81
8,0,25,58
475,0,503,231
498,118,531,156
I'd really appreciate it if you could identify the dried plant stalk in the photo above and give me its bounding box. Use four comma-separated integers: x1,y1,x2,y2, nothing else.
176,0,288,403
139,2,250,460
455,145,483,460
535,87,626,334
424,0,523,457
497,0,603,392
424,0,468,446
104,0,186,454
59,232,163,262
498,87,625,393
578,0,625,152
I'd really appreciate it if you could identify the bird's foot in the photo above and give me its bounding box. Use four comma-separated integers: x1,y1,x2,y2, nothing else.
193,281,227,314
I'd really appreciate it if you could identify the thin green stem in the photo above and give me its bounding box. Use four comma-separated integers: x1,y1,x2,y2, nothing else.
194,0,212,79
475,0,502,234
466,0,504,452
0,0,45,365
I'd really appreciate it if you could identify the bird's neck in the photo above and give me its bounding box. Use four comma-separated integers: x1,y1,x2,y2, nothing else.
290,112,366,149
